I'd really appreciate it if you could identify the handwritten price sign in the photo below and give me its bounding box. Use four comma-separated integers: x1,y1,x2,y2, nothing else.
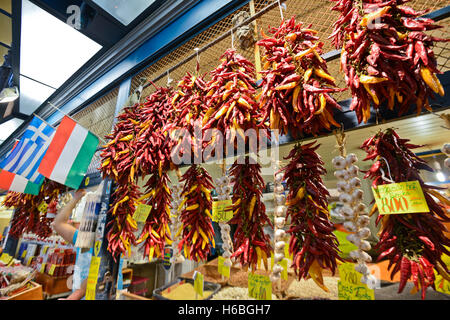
212,200,233,222
133,203,152,223
372,181,429,215
218,256,231,278
193,272,204,297
338,263,374,300
248,273,272,300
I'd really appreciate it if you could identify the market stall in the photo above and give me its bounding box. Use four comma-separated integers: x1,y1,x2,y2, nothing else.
0,0,449,302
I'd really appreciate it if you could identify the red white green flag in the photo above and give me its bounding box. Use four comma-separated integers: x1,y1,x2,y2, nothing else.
38,116,99,189
0,169,42,195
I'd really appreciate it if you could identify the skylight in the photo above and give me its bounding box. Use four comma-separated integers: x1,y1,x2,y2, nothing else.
91,0,156,26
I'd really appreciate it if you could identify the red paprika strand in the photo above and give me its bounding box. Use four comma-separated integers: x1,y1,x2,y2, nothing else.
330,0,448,123
361,128,450,299
257,16,345,138
177,165,215,262
136,172,173,261
282,142,343,292
228,157,272,271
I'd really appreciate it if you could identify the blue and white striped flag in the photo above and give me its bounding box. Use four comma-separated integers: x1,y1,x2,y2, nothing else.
0,116,55,184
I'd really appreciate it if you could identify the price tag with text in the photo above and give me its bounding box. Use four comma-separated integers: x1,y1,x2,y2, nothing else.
212,200,233,222
40,263,46,274
248,273,272,300
133,203,152,223
193,271,204,297
218,256,230,278
85,256,101,300
372,181,429,215
338,263,374,300
21,250,27,258
0,253,10,264
48,264,56,276
38,201,48,213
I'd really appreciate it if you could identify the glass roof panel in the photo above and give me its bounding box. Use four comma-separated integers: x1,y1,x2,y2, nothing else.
0,118,23,144
19,75,55,115
91,0,156,26
20,0,102,89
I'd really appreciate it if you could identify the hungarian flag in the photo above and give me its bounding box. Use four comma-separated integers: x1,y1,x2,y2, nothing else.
38,116,99,189
0,169,42,195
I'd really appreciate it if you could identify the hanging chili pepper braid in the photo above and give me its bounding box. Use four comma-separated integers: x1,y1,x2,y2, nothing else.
361,128,450,299
34,181,65,239
3,192,31,239
100,104,141,260
136,172,173,261
176,165,215,262
330,0,448,123
257,16,345,138
135,86,177,261
282,142,343,292
229,157,272,271
203,48,267,146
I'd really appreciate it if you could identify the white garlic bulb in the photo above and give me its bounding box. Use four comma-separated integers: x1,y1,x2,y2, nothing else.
355,263,369,275
274,206,287,217
343,221,358,232
363,274,378,290
273,264,284,273
334,169,349,181
274,253,284,263
351,189,364,203
274,172,284,183
349,177,361,189
275,194,286,205
274,229,286,241
354,203,367,214
337,181,351,193
357,227,371,240
270,273,281,282
332,156,347,169
346,153,358,165
275,241,285,251
347,165,359,177
340,205,355,219
349,250,372,263
275,217,285,228
339,193,353,205
357,215,370,228
358,240,371,251
346,234,361,246
274,185,284,194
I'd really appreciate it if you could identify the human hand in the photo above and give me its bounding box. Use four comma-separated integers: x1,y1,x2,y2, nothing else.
74,189,86,200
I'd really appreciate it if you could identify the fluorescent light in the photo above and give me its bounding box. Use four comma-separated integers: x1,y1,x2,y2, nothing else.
0,87,19,103
20,0,102,89
436,171,446,182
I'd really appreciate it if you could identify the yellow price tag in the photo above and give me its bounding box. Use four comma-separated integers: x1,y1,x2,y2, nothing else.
42,246,48,254
248,273,272,300
218,256,230,278
280,259,288,281
26,257,33,266
85,177,90,186
40,263,46,274
212,200,233,222
338,263,374,300
21,250,27,258
372,181,429,215
0,253,10,264
270,251,274,271
48,264,56,276
38,201,48,213
133,204,153,223
194,272,204,297
85,256,101,300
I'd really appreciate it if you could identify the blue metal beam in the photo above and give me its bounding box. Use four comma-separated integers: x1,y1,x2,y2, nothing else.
45,0,249,125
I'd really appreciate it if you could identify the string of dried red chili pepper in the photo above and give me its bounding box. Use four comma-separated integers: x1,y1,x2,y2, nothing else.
282,142,342,292
229,157,272,271
257,16,345,138
330,0,448,123
100,104,142,260
361,128,450,299
134,85,178,261
177,165,215,262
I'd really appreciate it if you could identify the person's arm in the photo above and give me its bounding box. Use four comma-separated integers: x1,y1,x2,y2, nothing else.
62,279,87,300
52,189,86,245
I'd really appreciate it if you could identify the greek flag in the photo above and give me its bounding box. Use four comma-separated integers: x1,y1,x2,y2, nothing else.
0,116,55,184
